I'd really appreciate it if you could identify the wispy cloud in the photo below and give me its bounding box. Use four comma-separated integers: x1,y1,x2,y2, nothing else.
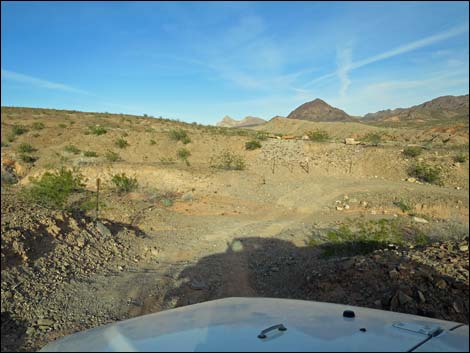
336,44,353,97
304,24,469,89
1,69,90,95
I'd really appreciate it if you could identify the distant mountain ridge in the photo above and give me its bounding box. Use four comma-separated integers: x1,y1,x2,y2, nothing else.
362,95,469,123
287,98,356,122
216,115,266,128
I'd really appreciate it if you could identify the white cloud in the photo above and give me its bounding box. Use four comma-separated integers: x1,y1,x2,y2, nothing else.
304,24,469,88
1,69,90,95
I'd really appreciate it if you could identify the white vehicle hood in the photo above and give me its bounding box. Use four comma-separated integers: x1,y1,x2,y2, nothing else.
40,297,469,352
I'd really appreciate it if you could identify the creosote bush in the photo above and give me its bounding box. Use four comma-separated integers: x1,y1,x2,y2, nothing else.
408,162,442,185
110,173,138,194
24,167,85,209
176,148,191,166
210,150,245,170
363,132,382,146
88,125,107,135
115,137,129,148
169,128,191,144
307,130,329,142
245,140,262,150
32,122,45,130
64,144,81,154
403,146,423,158
17,143,35,153
105,150,120,162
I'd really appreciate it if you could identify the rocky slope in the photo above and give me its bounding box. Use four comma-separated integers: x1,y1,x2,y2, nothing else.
363,94,469,123
287,98,356,122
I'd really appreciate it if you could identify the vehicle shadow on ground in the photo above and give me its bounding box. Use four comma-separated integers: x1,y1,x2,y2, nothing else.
163,237,469,325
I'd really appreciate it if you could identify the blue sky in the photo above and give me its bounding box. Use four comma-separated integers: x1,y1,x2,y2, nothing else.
1,1,469,124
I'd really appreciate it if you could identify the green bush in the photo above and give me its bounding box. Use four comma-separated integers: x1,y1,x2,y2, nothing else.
255,131,268,141
19,153,37,164
17,143,35,153
64,144,81,154
83,151,98,157
105,150,120,162
169,128,191,144
110,173,138,194
245,140,262,150
11,124,28,137
25,167,85,209
115,137,129,148
403,146,422,158
363,132,382,146
454,153,468,163
88,125,107,135
150,139,156,145
408,162,441,185
32,122,45,130
309,218,429,257
177,148,191,166
58,123,67,128
307,130,329,142
210,150,245,170
393,200,412,213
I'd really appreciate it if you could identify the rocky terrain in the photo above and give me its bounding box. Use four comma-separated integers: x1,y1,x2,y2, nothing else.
1,105,469,351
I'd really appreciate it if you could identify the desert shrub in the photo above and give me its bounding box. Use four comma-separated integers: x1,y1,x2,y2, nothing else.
83,151,98,157
169,128,191,144
307,129,329,142
403,146,422,158
245,140,262,150
393,200,412,213
363,132,382,146
88,125,107,135
176,148,191,166
145,127,156,133
17,143,35,153
32,122,45,130
150,139,156,145
115,137,129,148
11,124,28,137
255,131,268,141
105,150,120,162
210,150,245,170
32,133,40,138
110,173,138,194
160,157,175,165
309,218,429,257
58,123,67,128
408,162,441,185
1,142,9,148
121,132,129,137
64,144,81,154
161,198,173,207
25,167,85,209
19,153,37,164
454,153,468,163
